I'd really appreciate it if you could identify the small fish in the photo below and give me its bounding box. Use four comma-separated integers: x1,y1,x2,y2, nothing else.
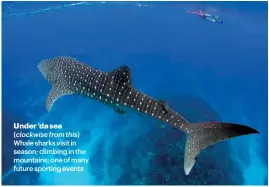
38,56,259,175
114,107,126,116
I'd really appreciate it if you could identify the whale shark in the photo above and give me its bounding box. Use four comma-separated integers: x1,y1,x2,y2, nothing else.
38,56,259,175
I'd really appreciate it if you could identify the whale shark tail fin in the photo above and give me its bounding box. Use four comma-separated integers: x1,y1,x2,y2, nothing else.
183,122,259,175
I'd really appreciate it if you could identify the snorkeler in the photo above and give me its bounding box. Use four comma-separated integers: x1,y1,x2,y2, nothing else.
187,10,207,19
187,10,223,24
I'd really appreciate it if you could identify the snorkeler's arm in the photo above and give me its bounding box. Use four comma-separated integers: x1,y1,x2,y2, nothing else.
187,11,199,14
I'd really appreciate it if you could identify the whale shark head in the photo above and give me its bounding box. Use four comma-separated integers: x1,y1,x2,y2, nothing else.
38,58,58,83
38,56,72,84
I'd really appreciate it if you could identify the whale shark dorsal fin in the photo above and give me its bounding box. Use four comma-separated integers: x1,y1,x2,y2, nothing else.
112,66,132,87
46,84,74,111
159,100,169,113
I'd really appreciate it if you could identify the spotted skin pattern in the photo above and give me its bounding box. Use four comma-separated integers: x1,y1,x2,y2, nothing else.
38,56,259,175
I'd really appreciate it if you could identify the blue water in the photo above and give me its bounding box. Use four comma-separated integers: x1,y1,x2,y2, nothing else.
2,1,268,185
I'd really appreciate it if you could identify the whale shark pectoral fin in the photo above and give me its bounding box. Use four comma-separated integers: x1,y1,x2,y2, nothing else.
46,84,73,112
112,66,132,87
184,135,200,175
159,100,169,113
